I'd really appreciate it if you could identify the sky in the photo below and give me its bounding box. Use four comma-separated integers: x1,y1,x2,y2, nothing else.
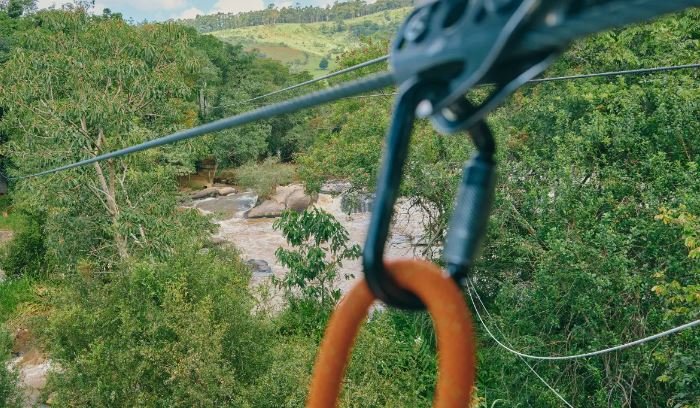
35,0,350,22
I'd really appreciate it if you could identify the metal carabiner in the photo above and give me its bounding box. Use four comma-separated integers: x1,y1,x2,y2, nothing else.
361,0,569,310
363,81,497,310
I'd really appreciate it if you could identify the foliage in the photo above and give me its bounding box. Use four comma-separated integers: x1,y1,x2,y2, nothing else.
0,214,46,279
209,8,406,76
236,336,314,408
0,276,35,322
179,0,412,33
273,208,361,306
651,206,700,406
0,10,219,269
319,57,329,70
0,196,23,231
297,10,700,407
234,157,297,198
210,123,271,167
205,56,315,165
40,245,273,407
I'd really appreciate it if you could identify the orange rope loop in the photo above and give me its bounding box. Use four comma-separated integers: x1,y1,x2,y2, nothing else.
307,259,477,408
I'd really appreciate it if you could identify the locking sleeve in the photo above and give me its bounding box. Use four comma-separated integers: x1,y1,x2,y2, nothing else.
444,152,496,279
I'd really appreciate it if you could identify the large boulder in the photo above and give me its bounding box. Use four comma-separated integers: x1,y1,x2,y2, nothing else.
217,186,237,196
246,200,286,219
195,192,258,220
190,187,219,200
286,189,313,212
271,184,303,204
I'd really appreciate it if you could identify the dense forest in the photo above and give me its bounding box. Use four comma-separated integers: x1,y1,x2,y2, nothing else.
177,0,414,33
0,1,698,407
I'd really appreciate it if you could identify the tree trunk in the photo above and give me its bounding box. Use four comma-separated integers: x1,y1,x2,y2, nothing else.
85,120,129,260
208,161,219,186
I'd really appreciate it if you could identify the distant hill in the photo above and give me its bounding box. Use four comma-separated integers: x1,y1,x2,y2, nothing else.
179,0,414,33
209,7,411,76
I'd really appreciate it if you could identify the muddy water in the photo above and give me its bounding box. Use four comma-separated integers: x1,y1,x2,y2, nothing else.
203,192,426,292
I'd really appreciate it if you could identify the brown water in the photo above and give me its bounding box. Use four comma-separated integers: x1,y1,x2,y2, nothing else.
202,191,427,292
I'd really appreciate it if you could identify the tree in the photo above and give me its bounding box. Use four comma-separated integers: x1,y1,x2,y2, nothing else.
273,208,361,306
5,0,28,18
319,57,329,70
0,11,217,269
296,10,700,406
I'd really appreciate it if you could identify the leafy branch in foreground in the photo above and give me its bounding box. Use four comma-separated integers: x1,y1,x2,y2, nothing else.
273,208,361,306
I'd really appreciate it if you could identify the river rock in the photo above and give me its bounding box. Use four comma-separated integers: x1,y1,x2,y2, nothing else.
246,259,272,276
190,187,219,200
320,180,352,195
195,193,258,220
271,184,302,204
246,200,285,219
217,186,237,196
286,189,312,212
210,236,228,246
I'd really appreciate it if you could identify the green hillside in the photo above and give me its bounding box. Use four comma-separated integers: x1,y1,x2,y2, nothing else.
211,8,411,76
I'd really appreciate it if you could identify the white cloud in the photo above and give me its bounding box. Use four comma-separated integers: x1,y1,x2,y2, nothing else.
36,0,187,12
177,6,204,19
211,0,265,14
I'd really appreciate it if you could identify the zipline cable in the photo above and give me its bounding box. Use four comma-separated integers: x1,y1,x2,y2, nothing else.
466,281,574,407
11,62,700,181
11,73,394,180
465,279,700,361
231,63,700,108
10,2,699,180
227,0,696,108
212,55,389,110
529,63,700,83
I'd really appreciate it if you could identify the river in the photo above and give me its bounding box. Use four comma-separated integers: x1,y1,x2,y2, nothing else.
195,189,427,292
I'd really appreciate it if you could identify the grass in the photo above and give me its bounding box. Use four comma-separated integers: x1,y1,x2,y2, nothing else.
233,158,297,198
0,277,35,323
211,8,411,77
0,196,24,232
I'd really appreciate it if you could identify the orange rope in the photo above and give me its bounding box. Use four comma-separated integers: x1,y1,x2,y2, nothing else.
307,259,477,408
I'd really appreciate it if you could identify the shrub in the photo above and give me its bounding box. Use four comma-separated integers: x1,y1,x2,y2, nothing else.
0,276,35,322
273,208,360,307
318,57,329,70
234,158,296,198
40,245,273,407
0,216,46,279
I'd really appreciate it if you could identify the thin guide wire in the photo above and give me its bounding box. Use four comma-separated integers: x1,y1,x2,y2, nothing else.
467,281,574,407
466,279,700,361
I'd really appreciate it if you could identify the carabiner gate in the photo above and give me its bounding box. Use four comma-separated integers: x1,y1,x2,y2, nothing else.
362,82,497,310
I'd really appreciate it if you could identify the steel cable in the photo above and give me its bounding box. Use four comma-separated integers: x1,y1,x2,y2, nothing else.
12,73,394,180
466,279,700,361
212,55,389,110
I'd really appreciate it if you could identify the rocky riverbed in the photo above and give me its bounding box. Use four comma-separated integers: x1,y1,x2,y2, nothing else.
190,183,427,292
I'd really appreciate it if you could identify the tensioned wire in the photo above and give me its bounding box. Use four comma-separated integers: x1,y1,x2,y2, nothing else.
465,279,700,361
9,0,700,180
466,280,574,407
234,63,700,108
